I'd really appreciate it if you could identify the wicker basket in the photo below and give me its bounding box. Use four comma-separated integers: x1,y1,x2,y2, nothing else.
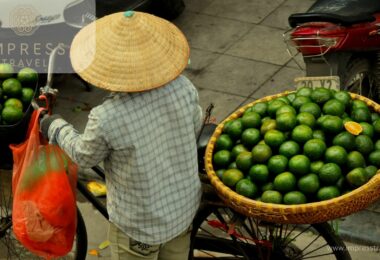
205,91,380,224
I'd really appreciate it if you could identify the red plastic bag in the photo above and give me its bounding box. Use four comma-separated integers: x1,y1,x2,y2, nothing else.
10,109,78,258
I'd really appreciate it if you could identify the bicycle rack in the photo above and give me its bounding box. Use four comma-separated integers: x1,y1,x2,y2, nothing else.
77,165,109,220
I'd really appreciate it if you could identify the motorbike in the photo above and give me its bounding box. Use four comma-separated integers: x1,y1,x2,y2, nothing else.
285,0,380,101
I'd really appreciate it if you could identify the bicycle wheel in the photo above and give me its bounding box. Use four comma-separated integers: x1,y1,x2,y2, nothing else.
189,205,351,260
0,169,88,260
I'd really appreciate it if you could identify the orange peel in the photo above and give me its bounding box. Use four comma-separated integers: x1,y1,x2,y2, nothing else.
344,121,363,135
88,249,100,256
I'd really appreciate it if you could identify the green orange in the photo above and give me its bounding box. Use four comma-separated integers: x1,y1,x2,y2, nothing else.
236,151,253,172
264,129,286,148
276,105,296,116
279,141,300,158
241,128,261,148
319,163,342,185
312,130,326,141
333,91,351,108
365,165,378,180
261,182,275,192
325,146,348,165
317,186,340,201
251,144,272,163
355,135,374,155
249,102,268,117
222,169,244,187
261,190,283,204
292,96,311,110
346,168,367,187
249,164,269,184
260,119,277,135
321,115,343,134
299,102,321,118
231,144,249,159
359,122,374,138
226,119,243,139
310,87,332,104
332,132,356,151
310,161,324,174
283,191,307,205
268,100,286,117
291,125,313,143
298,173,320,194
296,112,316,129
276,112,297,131
373,119,380,135
267,155,288,175
236,179,258,198
241,112,261,129
368,150,380,167
288,155,310,176
2,78,22,97
273,172,297,192
303,139,327,160
4,98,23,111
215,134,234,151
1,106,23,124
322,99,345,117
213,150,232,168
21,88,35,104
297,87,313,97
0,63,14,78
351,107,371,123
17,67,38,85
346,151,366,170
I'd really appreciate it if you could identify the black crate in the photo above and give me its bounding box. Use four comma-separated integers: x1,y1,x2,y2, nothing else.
0,82,38,169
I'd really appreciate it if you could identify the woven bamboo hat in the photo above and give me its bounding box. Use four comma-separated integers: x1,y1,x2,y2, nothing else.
70,11,190,92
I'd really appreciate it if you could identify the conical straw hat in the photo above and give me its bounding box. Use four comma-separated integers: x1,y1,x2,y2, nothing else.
70,11,190,92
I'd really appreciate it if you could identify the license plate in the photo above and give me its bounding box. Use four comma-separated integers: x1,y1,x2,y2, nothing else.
294,76,340,91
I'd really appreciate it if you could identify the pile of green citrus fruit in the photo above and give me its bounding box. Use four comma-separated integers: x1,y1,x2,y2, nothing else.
0,63,37,125
213,87,380,205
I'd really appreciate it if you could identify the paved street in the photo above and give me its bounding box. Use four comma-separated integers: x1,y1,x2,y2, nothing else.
2,0,380,259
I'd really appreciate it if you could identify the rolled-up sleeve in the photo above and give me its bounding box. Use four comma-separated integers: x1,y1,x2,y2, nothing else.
48,110,109,168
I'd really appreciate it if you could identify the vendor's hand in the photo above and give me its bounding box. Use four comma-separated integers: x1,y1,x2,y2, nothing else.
39,113,62,139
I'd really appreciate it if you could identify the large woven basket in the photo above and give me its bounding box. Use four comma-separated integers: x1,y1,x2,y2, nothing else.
205,91,380,224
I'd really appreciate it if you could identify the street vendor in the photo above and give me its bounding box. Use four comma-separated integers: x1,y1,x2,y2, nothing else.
40,11,203,260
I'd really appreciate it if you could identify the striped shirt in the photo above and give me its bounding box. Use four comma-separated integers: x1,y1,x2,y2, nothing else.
48,75,203,244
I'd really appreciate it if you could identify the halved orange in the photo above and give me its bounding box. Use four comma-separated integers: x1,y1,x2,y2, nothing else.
344,121,363,135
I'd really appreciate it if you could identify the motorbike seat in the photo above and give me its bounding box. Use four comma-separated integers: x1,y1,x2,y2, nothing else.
289,0,380,28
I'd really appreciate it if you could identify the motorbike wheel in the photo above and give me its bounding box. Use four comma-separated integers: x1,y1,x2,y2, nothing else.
340,58,379,101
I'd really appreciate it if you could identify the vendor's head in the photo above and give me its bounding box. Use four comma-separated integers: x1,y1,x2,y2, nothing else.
70,11,189,92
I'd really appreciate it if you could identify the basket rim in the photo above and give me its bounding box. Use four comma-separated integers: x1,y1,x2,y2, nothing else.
205,91,380,215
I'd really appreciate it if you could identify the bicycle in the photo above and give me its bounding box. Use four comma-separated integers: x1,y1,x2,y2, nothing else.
0,122,352,260
0,48,352,260
0,140,353,260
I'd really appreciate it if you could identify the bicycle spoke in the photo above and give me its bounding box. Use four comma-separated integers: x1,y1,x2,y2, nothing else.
280,223,297,245
300,251,338,259
283,225,312,248
295,242,334,260
214,211,251,259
